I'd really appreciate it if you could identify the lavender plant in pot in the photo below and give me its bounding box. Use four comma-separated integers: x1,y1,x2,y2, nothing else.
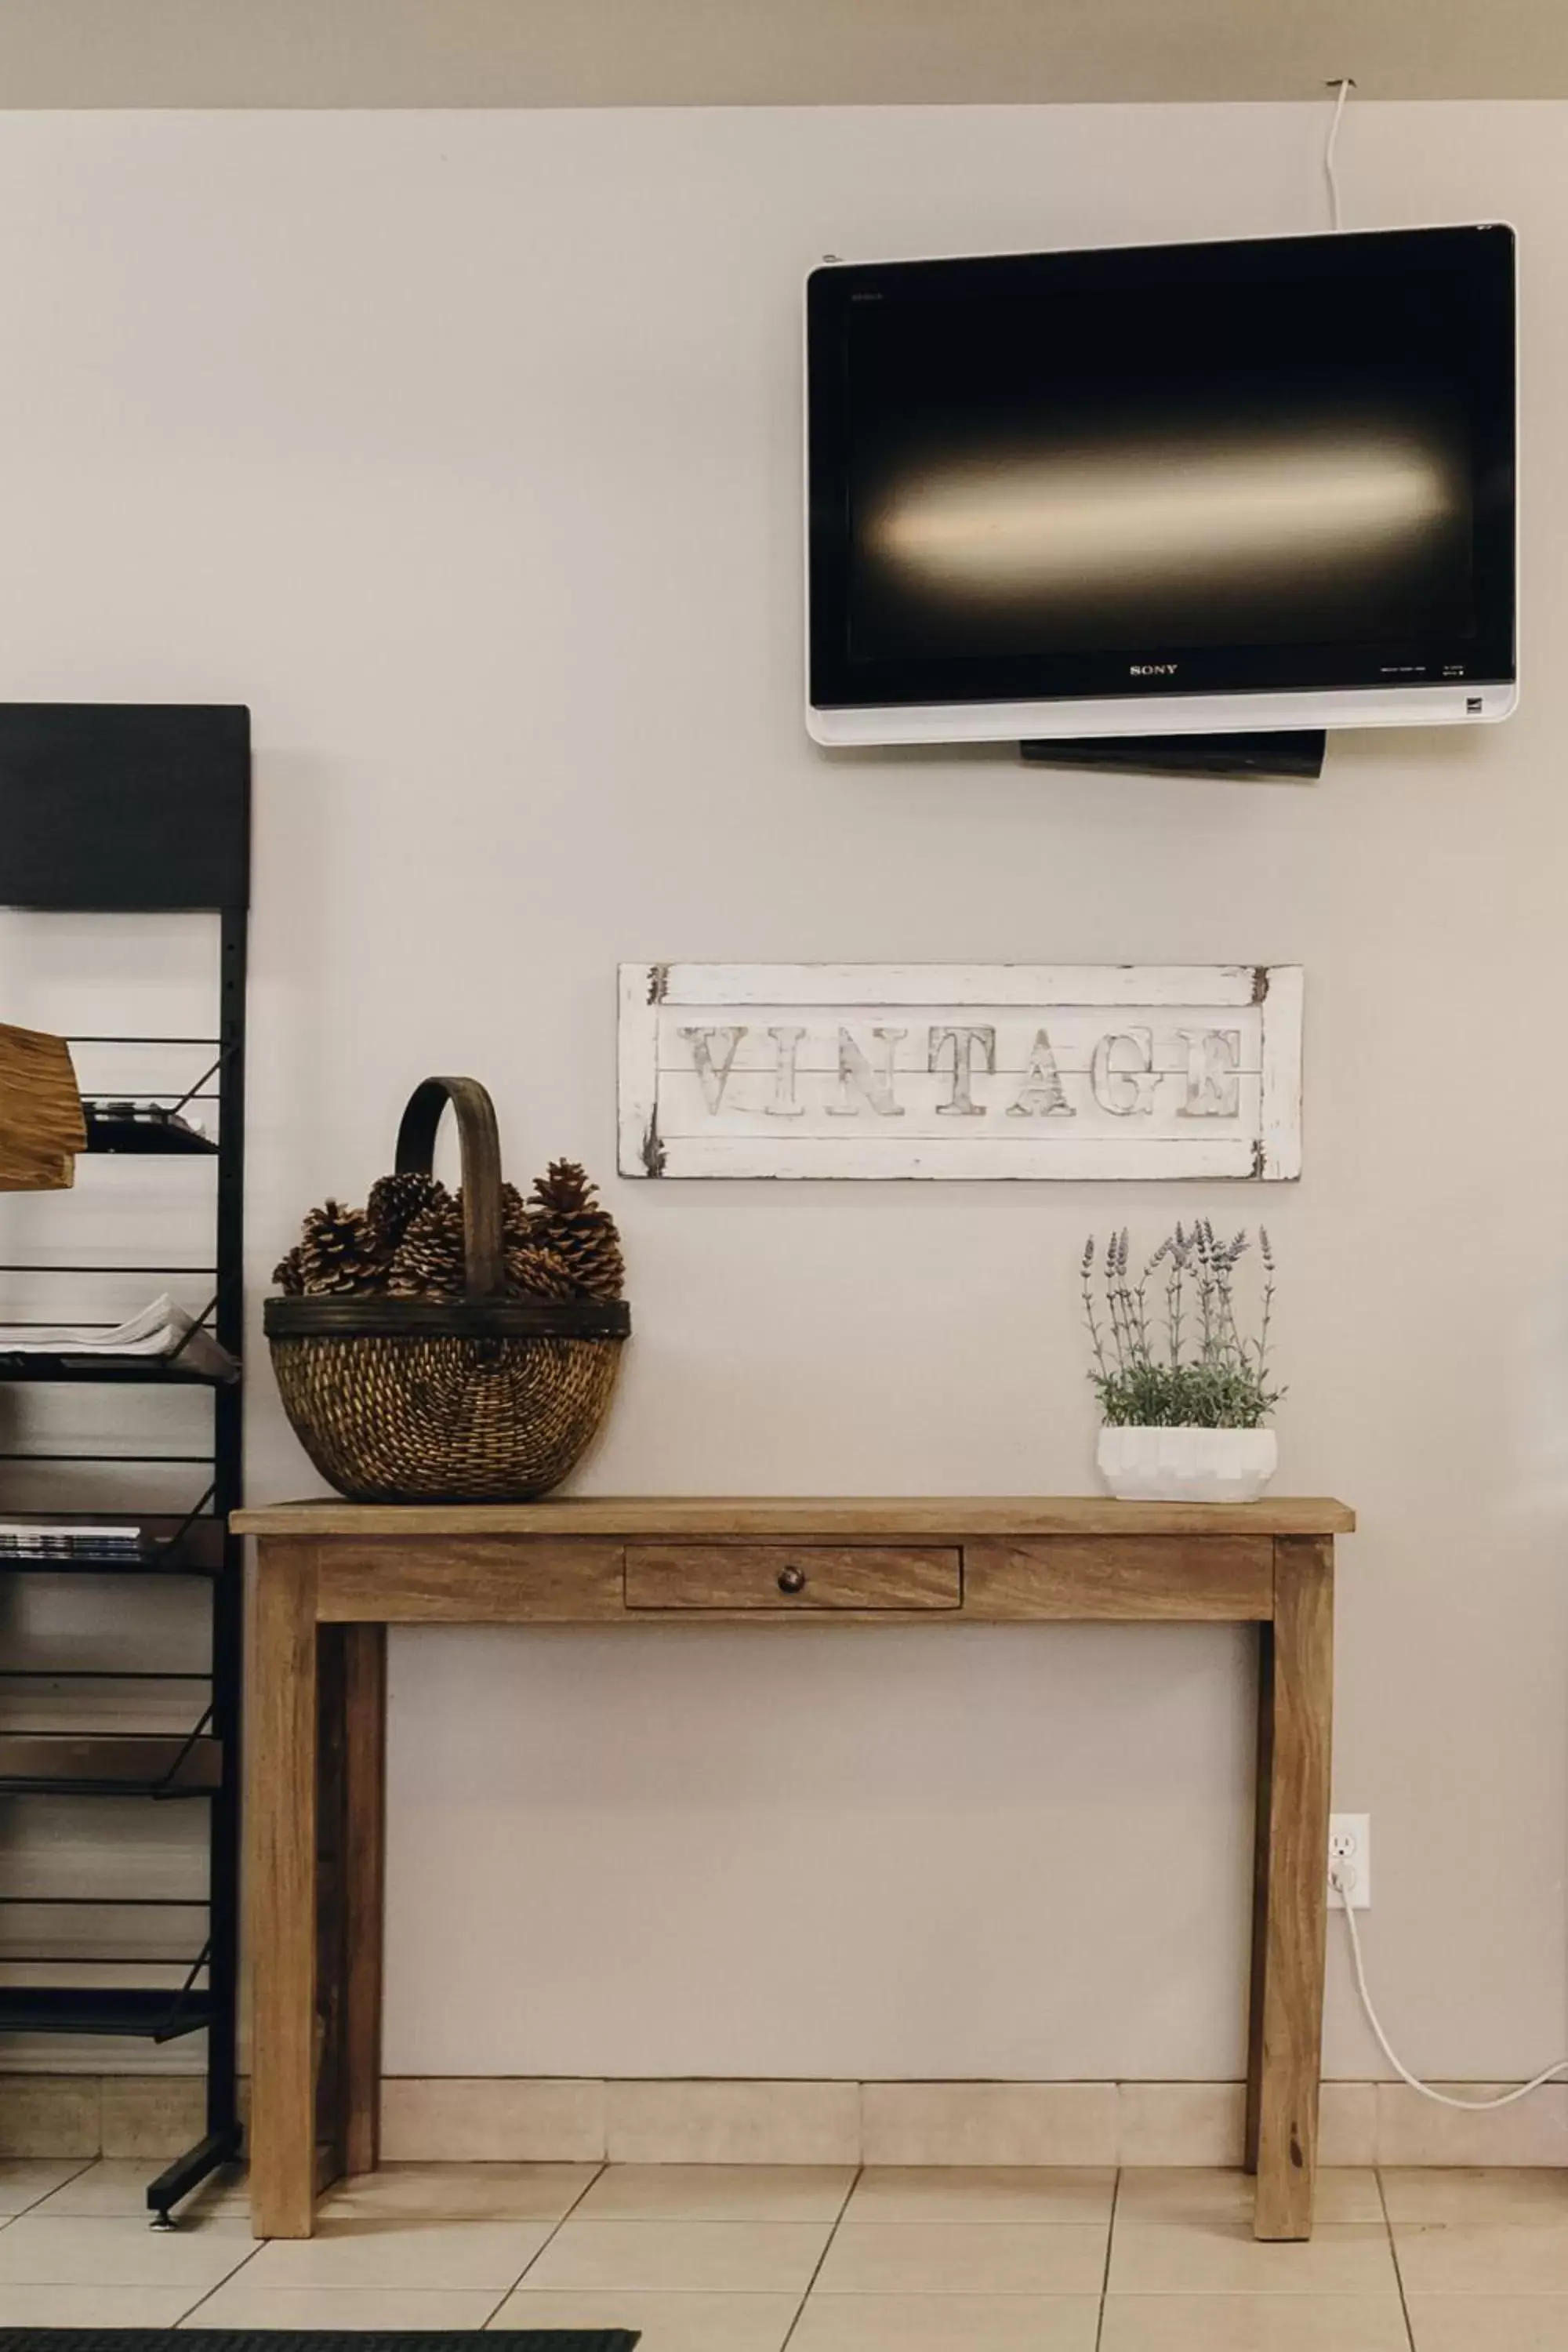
1083,1223,1283,1503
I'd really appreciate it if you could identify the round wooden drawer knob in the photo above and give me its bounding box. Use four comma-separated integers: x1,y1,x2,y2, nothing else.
776,1565,808,1595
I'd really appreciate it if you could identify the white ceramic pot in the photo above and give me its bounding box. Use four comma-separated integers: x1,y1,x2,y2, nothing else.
1096,1424,1279,1504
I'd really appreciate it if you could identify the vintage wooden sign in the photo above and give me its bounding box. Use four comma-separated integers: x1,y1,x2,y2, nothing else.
619,964,1302,1181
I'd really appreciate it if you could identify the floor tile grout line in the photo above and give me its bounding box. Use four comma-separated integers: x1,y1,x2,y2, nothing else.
154,2222,270,2328
172,2155,591,2324
779,2160,862,2348
495,2155,609,2301
824,2161,862,2232
1092,2165,1120,2352
2,2154,97,2223
29,2155,97,2218
474,2272,521,2332
168,2162,614,2328
2,2163,1443,2322
1376,2165,1418,2352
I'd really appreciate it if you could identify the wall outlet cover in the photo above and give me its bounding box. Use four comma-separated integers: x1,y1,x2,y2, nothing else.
1328,1812,1370,1909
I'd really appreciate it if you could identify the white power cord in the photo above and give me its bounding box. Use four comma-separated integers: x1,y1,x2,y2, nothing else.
1324,78,1354,233
1330,1864,1568,2110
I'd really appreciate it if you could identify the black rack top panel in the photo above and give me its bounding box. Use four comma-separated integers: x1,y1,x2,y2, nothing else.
0,704,250,911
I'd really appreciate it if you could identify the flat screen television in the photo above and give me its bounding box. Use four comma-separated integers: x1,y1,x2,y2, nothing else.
805,224,1517,746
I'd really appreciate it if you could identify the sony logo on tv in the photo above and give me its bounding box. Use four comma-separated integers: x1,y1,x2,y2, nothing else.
1129,662,1180,677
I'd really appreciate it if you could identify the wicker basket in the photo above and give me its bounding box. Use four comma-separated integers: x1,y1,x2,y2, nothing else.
264,1076,630,1502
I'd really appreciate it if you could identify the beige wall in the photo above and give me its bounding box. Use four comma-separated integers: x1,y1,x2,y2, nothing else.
0,101,1563,2088
0,1,1563,105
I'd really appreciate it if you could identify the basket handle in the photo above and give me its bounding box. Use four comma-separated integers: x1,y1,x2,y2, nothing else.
394,1076,506,1303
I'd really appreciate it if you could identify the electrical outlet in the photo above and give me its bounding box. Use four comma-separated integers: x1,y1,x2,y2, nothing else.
1328,1813,1370,1909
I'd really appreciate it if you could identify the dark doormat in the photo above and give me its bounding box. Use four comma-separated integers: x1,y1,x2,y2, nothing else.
0,2335,637,2350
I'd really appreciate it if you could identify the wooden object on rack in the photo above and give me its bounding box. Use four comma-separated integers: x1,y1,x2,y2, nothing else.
0,1022,86,1191
237,1493,1352,2246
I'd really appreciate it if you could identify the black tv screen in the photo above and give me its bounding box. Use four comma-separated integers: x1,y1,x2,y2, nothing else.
806,225,1516,742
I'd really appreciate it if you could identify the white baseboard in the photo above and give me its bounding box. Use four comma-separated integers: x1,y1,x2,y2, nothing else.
377,2077,1566,2169
6,2074,1563,2168
0,2073,206,2161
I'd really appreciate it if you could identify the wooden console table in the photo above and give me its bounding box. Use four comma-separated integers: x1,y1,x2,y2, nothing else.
235,1494,1352,2242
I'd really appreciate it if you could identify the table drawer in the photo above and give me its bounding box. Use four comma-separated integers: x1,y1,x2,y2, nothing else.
965,1536,1274,1620
625,1543,962,1612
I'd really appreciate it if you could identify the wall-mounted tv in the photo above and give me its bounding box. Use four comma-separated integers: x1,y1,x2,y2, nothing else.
806,224,1517,747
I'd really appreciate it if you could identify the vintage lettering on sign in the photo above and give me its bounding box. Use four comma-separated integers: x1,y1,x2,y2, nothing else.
618,965,1303,1181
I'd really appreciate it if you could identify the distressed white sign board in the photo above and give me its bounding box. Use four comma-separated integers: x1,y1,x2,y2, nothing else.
619,964,1302,1181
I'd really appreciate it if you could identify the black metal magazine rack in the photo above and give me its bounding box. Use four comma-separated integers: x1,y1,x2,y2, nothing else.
0,706,249,2223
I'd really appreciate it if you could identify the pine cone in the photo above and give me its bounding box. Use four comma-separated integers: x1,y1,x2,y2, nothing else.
272,1245,307,1296
528,1158,626,1301
365,1171,450,1256
506,1243,577,1301
388,1196,465,1301
530,1159,594,1217
500,1181,536,1251
297,1200,384,1296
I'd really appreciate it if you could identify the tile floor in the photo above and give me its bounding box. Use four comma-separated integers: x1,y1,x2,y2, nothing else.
0,2157,1562,2344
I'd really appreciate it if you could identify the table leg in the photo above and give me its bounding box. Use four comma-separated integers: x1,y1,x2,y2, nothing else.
314,1623,387,2190
1249,1536,1334,2241
1244,1617,1276,2176
340,1623,387,2176
248,1540,321,2239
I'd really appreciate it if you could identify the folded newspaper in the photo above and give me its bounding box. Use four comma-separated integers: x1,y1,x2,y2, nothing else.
0,1294,237,1380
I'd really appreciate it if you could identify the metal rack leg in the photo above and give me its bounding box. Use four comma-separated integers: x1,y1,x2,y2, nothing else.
148,909,249,2230
147,2124,244,2230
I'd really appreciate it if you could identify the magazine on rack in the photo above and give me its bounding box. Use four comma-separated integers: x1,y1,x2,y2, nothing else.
0,1522,146,1557
0,1293,236,1380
